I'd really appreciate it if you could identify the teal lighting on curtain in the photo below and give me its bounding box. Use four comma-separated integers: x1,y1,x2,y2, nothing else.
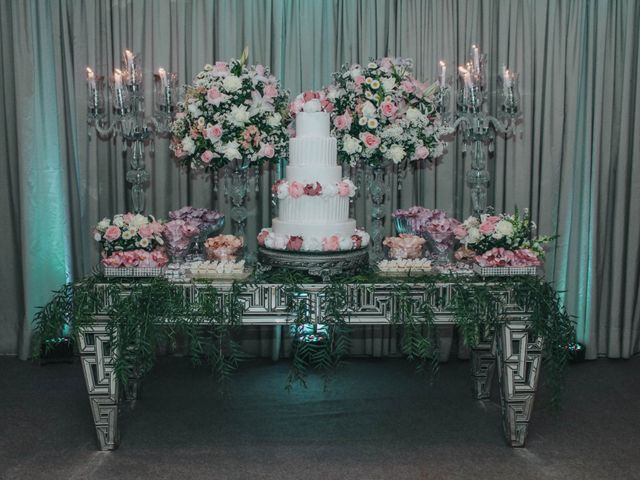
18,0,72,358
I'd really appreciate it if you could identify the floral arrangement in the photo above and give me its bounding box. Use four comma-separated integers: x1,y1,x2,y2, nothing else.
93,213,168,268
383,234,426,259
324,57,451,168
288,90,333,118
170,51,290,171
453,210,555,267
204,235,243,261
257,228,370,252
164,207,224,260
271,178,356,199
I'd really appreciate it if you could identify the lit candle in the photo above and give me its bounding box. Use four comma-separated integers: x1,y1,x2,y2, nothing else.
114,69,124,110
124,49,136,84
86,67,96,88
503,69,512,88
458,66,473,88
158,67,167,88
114,69,123,89
472,45,480,71
439,61,446,87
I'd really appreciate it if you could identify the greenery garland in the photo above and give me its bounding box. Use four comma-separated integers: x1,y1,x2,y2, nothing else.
32,269,574,407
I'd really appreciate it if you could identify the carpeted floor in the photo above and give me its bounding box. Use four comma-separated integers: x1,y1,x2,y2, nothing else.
1,355,639,480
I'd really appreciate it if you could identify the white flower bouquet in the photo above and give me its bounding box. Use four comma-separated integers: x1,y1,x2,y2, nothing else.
324,57,451,168
170,50,290,171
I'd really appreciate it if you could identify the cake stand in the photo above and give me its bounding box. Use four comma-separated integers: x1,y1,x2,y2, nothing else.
258,247,369,280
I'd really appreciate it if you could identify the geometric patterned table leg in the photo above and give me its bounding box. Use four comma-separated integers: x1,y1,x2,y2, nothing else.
77,321,120,450
471,326,497,399
495,317,543,447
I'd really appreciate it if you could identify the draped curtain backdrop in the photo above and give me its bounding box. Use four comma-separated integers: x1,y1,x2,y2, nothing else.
1,0,638,360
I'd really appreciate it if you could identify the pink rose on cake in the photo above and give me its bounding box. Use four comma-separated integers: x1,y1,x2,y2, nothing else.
287,236,304,251
303,182,322,196
257,228,270,247
289,181,305,198
351,234,363,249
337,179,356,197
322,235,340,252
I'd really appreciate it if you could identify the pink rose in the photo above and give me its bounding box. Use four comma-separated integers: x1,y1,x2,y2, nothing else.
479,220,497,235
122,251,139,267
289,181,304,198
415,146,429,159
354,76,366,86
302,91,318,102
333,113,352,130
138,224,155,238
205,124,223,140
337,181,352,197
513,249,541,266
102,253,123,268
351,234,363,249
453,225,468,240
380,101,398,117
289,98,305,115
287,236,303,251
150,249,169,267
259,143,275,159
212,62,229,73
201,150,214,164
320,99,334,112
303,182,322,196
263,84,278,98
476,248,516,267
401,80,415,93
104,225,121,242
207,87,226,106
257,229,270,247
271,179,285,195
360,132,381,149
322,235,340,252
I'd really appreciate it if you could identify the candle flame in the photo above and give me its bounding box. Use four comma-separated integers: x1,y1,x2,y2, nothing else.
439,61,446,68
125,50,134,61
158,67,166,76
86,67,94,79
458,66,468,75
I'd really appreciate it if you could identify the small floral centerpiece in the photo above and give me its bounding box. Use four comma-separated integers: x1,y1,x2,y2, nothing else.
325,57,451,168
170,49,290,171
164,206,224,261
93,213,169,270
383,234,426,259
453,209,555,268
204,235,243,262
393,207,460,263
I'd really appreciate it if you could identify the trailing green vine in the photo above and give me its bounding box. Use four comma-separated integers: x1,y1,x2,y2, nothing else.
32,270,574,407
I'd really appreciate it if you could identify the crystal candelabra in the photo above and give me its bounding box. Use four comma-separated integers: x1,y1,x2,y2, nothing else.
436,45,522,216
86,51,178,213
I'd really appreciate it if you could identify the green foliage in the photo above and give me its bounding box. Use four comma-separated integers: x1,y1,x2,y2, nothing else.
33,270,574,408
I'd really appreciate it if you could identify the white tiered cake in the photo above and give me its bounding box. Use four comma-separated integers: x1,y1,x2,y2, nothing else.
258,102,369,252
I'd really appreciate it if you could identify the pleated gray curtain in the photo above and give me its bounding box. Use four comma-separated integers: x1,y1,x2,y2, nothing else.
1,0,639,360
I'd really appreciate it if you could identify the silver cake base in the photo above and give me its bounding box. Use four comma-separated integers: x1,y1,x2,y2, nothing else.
258,247,369,280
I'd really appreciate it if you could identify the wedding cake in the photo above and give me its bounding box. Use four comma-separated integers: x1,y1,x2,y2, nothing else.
258,100,369,252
